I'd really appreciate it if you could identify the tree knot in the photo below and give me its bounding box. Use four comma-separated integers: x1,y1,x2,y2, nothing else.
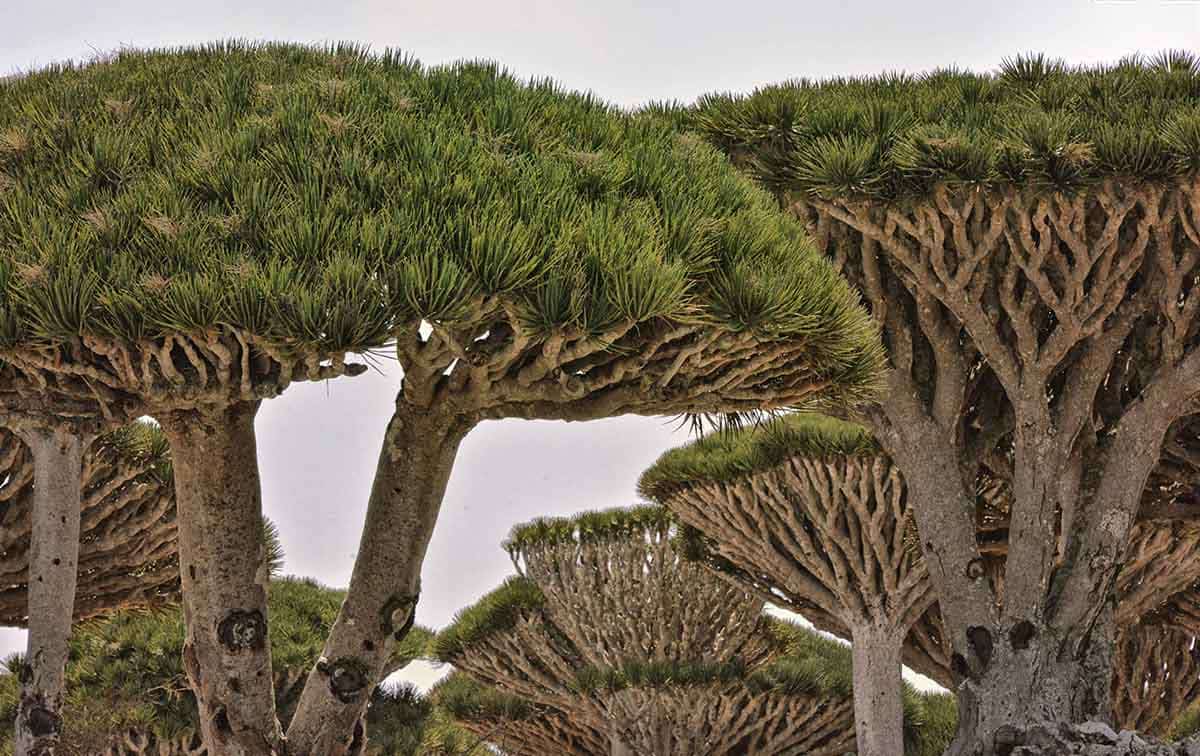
217,609,267,652
1009,620,1037,651
318,657,371,704
380,592,420,640
966,558,986,580
22,702,62,738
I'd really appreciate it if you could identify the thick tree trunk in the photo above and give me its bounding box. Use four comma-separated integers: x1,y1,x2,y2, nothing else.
161,402,283,756
849,624,904,756
14,426,89,756
610,732,633,756
946,609,1114,756
285,402,471,755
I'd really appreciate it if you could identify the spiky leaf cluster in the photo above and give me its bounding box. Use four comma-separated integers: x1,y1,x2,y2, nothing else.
0,41,882,412
502,504,674,556
637,412,877,499
688,51,1200,200
0,576,433,752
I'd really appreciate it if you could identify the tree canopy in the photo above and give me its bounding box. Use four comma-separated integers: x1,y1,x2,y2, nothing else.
689,51,1200,201
0,41,882,417
683,49,1200,747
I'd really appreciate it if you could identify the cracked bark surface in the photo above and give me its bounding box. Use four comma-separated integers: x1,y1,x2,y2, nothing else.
773,178,1200,752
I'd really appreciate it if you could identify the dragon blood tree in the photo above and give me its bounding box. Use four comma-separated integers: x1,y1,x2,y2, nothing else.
641,412,1200,742
896,467,1200,733
1,420,178,751
640,413,932,756
689,51,1200,750
432,506,863,756
0,42,882,754
640,411,1200,738
0,575,434,756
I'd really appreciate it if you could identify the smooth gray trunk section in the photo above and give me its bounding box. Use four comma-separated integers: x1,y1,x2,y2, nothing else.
15,427,87,756
850,624,905,756
285,404,470,755
163,402,282,756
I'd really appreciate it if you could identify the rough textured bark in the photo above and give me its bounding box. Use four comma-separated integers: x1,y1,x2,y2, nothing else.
946,606,1116,756
767,180,1200,753
285,402,470,755
850,624,904,756
609,732,633,756
13,425,89,756
161,402,282,756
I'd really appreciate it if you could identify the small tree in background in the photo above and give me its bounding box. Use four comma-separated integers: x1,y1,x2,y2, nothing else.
0,42,883,754
434,505,952,755
641,413,931,756
690,51,1200,751
0,576,433,756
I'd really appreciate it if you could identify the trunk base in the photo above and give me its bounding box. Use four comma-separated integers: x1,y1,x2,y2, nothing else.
996,722,1200,755
948,616,1114,756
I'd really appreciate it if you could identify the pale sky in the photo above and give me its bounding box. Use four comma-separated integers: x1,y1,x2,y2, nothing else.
1,0,1197,695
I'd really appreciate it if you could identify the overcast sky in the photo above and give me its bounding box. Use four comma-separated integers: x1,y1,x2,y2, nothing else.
1,0,1197,694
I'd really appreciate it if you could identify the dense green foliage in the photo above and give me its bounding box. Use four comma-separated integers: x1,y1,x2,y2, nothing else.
502,503,673,556
0,577,433,751
429,576,546,662
431,672,536,723
685,51,1200,200
638,412,877,499
0,41,878,402
97,418,173,482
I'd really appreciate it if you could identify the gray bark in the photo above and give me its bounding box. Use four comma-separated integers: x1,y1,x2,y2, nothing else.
285,401,471,754
14,426,89,756
849,624,905,756
947,607,1115,756
161,402,283,756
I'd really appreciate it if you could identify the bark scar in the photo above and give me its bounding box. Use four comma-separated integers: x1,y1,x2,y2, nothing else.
217,609,267,652
380,592,419,640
